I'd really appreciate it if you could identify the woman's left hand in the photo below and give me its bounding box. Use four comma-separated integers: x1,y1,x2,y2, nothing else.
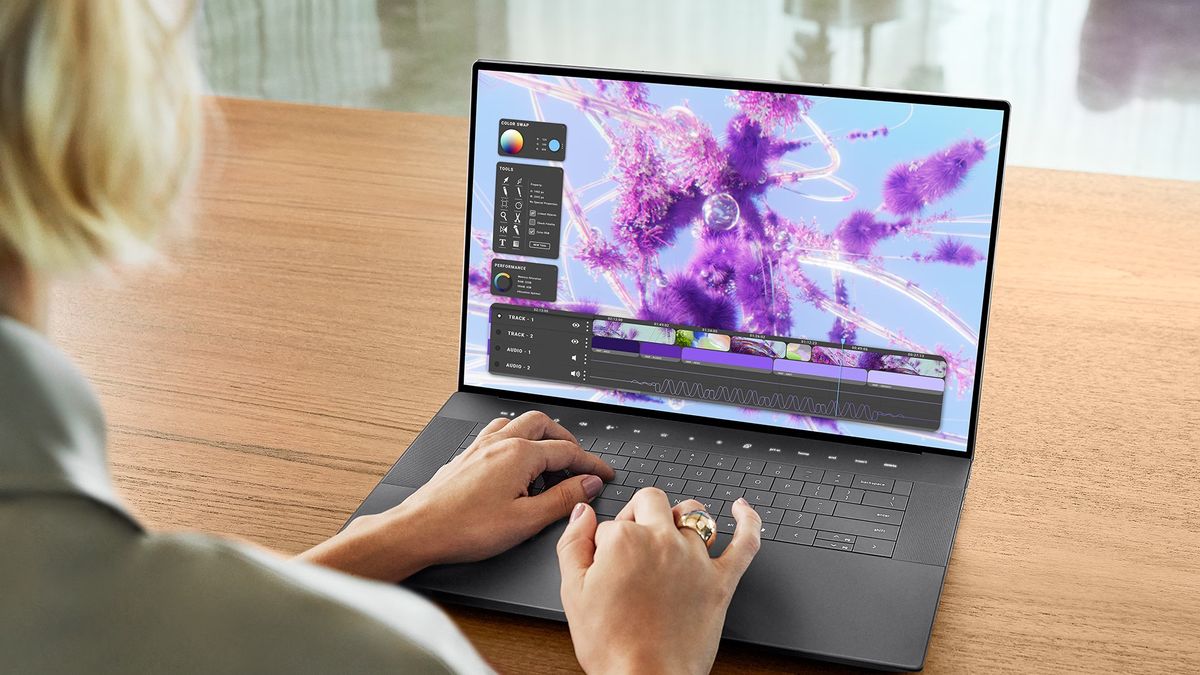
299,411,615,581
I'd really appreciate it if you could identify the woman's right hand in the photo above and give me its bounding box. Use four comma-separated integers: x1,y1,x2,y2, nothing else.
557,488,762,675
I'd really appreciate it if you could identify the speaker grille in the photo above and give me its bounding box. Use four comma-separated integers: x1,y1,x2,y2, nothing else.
382,417,474,487
892,482,964,566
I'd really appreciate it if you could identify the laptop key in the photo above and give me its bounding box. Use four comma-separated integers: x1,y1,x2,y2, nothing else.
591,498,625,517
758,523,779,539
822,471,856,486
834,502,904,525
801,499,837,515
743,489,774,506
610,469,629,485
773,494,806,511
862,492,909,510
574,436,597,451
893,480,914,496
716,516,738,534
831,487,866,504
601,454,628,469
814,515,900,541
794,467,824,483
622,472,656,488
652,462,686,478
648,446,680,462
773,479,804,495
853,537,895,557
752,506,783,524
625,458,658,473
782,510,815,528
704,454,736,469
800,483,833,499
852,475,894,493
683,466,715,481
618,442,651,458
734,458,766,474
741,474,773,490
677,450,708,465
714,486,745,501
816,539,854,551
600,484,635,502
696,497,724,514
683,480,715,498
774,526,816,546
593,439,623,454
713,470,744,486
816,531,855,544
655,476,686,493
763,462,795,479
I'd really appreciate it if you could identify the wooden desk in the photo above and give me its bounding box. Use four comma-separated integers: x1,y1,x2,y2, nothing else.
49,98,1200,673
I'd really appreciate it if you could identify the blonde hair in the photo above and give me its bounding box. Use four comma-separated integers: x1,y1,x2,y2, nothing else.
0,1,203,273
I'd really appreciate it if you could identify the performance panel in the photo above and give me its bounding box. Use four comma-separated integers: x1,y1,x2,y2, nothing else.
487,303,947,431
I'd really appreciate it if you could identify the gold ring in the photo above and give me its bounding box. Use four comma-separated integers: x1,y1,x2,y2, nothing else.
677,509,717,548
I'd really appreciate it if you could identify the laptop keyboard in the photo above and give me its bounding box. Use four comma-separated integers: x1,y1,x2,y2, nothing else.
454,430,910,559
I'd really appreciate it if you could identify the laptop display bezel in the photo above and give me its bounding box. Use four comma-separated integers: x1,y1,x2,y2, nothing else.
457,59,1009,460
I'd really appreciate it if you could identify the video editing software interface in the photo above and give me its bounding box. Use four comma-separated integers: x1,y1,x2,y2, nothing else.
465,67,1004,453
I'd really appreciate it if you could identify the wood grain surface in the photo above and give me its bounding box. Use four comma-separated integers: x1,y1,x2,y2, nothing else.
48,97,1200,674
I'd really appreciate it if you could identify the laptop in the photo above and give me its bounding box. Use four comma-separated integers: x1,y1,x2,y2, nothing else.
348,60,1009,671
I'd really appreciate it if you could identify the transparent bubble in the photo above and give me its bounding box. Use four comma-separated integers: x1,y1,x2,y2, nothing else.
666,105,702,138
772,242,782,251
702,193,740,231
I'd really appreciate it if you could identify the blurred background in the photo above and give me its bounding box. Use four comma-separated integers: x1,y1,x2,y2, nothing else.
198,0,1200,181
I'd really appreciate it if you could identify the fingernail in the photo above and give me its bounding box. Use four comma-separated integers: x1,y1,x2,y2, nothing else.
581,474,603,500
735,497,748,507
570,502,587,523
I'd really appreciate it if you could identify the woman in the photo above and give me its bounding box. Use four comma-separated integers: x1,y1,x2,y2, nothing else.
0,3,762,673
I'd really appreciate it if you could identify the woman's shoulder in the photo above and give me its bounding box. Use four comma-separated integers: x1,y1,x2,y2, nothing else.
1,504,491,674
0,317,117,507
127,532,491,673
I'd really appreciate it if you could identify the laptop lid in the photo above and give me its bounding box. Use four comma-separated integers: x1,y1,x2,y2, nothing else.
457,60,1009,459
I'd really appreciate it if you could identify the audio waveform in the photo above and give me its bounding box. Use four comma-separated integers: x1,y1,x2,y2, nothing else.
623,377,919,423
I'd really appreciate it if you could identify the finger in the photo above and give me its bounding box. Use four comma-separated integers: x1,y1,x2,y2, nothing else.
491,410,576,443
524,474,606,531
556,501,598,593
716,498,762,583
623,487,675,528
526,439,614,481
460,417,510,459
670,499,707,521
478,417,511,437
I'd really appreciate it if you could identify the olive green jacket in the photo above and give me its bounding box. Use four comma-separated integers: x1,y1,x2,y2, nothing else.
0,317,492,674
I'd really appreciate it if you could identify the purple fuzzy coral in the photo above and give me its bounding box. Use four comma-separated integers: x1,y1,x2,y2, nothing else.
924,237,984,266
730,90,812,131
610,129,674,254
640,274,739,329
834,210,912,257
884,138,987,215
688,236,742,293
724,117,807,188
576,234,632,274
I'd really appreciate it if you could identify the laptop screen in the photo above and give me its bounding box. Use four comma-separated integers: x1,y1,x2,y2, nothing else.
461,63,1006,455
